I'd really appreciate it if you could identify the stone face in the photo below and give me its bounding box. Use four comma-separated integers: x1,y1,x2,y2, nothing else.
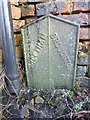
72,2,90,12
19,0,27,3
10,0,19,6
27,0,45,2
60,13,88,25
25,18,35,24
11,5,21,19
0,49,3,63
14,34,22,46
72,0,88,2
21,15,79,90
88,13,90,25
16,46,24,59
80,28,90,40
19,0,45,4
88,44,90,55
76,66,86,76
20,4,35,17
36,1,71,16
0,38,2,49
13,20,25,32
81,77,90,88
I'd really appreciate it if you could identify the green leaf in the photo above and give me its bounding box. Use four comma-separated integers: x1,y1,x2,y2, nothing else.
74,84,79,92
48,100,53,105
74,102,83,111
69,91,74,98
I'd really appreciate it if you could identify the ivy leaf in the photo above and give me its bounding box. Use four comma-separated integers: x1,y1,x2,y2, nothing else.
74,102,83,111
48,100,53,105
74,84,79,92
69,91,74,98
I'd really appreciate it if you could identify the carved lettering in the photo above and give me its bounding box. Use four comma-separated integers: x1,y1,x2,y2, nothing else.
29,33,47,66
50,32,72,70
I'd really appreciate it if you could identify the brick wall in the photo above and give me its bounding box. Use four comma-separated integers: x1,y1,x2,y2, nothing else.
0,0,90,80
